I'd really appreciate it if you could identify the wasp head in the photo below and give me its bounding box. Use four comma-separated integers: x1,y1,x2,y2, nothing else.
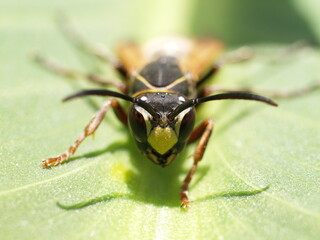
128,92,195,167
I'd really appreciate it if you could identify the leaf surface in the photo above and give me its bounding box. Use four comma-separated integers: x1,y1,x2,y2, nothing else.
1,1,319,239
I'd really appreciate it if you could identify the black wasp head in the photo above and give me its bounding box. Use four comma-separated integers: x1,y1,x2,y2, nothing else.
128,92,195,167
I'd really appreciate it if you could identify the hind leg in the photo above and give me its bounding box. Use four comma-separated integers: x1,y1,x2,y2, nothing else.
32,52,127,92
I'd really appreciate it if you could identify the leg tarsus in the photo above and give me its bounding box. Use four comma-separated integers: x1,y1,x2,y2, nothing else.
31,51,80,79
264,82,320,98
180,196,192,209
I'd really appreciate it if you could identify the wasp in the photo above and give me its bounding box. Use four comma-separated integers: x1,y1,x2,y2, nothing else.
35,26,318,207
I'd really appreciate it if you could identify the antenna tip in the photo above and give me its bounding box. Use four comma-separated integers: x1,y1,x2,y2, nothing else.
270,100,278,107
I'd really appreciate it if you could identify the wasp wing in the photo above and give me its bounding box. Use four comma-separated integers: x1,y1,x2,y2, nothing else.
181,38,224,81
117,37,223,81
117,42,146,75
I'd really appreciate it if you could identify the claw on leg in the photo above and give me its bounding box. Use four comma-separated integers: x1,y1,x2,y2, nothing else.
180,200,191,209
41,156,65,168
180,189,192,209
41,140,79,168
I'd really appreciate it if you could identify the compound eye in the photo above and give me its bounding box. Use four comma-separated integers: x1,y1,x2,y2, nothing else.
128,105,148,142
178,108,195,142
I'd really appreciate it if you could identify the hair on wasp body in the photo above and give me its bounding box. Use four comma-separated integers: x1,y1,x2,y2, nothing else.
35,31,319,208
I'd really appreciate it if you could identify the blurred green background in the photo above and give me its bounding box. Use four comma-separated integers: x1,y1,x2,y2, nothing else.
1,0,320,240
2,0,320,45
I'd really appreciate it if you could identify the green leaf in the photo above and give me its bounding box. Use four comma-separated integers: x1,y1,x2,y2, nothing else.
1,1,320,240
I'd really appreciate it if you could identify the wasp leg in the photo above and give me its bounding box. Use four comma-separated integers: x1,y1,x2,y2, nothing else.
201,82,320,99
32,52,127,93
197,47,254,87
41,99,127,168
56,14,126,76
180,119,215,208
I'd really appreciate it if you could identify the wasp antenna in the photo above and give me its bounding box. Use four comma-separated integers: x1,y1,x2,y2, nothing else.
133,98,160,120
63,89,160,119
168,92,277,119
167,99,197,120
62,89,134,102
197,92,278,106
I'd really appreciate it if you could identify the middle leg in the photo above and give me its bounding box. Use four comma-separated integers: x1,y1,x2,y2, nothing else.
32,52,127,93
197,47,254,87
200,83,320,99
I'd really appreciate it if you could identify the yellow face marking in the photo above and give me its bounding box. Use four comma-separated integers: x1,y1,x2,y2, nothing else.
147,127,178,155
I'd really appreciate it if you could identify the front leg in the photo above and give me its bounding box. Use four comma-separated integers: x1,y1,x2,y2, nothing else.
41,99,127,168
180,119,215,208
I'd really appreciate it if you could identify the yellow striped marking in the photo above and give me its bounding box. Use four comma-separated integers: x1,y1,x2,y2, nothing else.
131,74,187,97
132,89,176,98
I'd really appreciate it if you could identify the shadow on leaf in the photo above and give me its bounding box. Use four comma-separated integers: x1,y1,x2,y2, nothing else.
51,104,269,209
56,186,270,210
